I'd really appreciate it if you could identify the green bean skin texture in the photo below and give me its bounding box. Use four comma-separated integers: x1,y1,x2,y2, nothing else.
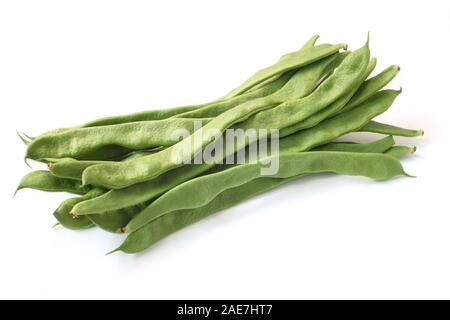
238,43,370,133
340,65,400,113
48,151,152,181
384,145,416,158
78,61,328,187
82,43,368,189
123,151,407,234
73,89,399,216
360,120,424,137
172,72,293,119
280,89,401,151
26,118,214,161
169,53,338,120
54,197,94,230
48,159,110,181
16,171,91,195
279,56,377,137
225,41,347,98
87,203,146,233
313,135,395,153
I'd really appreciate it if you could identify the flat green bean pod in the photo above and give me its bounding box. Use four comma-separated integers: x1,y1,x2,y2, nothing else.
48,151,153,181
339,65,400,113
172,72,293,119
384,145,416,158
360,120,424,137
279,89,401,151
48,159,111,180
224,40,347,97
26,118,214,161
82,42,369,189
87,203,146,233
313,135,395,153
279,57,377,136
54,198,94,230
175,53,339,119
16,170,91,195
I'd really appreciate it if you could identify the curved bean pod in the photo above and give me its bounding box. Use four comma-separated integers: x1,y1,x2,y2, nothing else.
87,203,146,233
340,65,400,112
384,145,416,158
279,57,377,136
16,170,91,195
48,151,153,181
26,118,213,161
176,53,339,119
82,42,369,189
225,41,347,98
360,120,424,137
279,89,401,151
313,135,395,153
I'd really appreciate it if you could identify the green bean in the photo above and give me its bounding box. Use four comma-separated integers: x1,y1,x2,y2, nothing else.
48,151,153,181
313,135,395,153
16,170,91,195
87,203,146,233
224,40,347,98
279,57,377,136
384,145,416,158
279,89,401,151
25,118,213,161
54,198,94,230
339,65,400,112
360,120,424,137
121,151,407,234
54,188,105,230
72,88,399,216
48,159,110,180
82,42,368,189
235,43,370,136
172,72,293,119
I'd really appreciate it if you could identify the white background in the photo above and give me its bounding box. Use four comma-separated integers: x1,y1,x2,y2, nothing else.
0,0,449,299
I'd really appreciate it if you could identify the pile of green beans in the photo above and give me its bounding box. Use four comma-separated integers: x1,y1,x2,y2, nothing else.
17,35,423,254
